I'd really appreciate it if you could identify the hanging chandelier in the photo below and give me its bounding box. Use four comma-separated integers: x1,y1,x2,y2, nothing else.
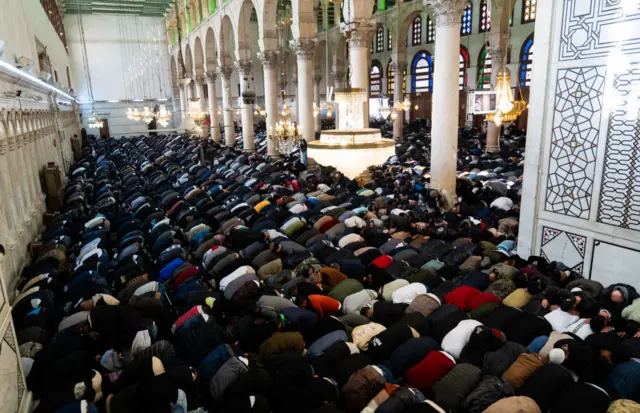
188,98,206,121
378,97,392,119
402,95,412,111
87,108,104,129
156,103,172,127
485,66,528,127
254,105,266,117
269,103,301,155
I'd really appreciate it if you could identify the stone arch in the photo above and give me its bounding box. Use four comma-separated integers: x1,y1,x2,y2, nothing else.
184,43,194,77
235,0,257,61
7,111,16,136
332,35,347,74
396,9,422,52
218,14,235,68
170,56,178,89
193,35,205,77
204,26,217,73
314,39,327,74
291,0,317,39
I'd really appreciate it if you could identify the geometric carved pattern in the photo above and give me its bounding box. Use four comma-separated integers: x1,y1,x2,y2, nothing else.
541,226,586,275
560,0,640,61
546,66,606,219
597,65,640,231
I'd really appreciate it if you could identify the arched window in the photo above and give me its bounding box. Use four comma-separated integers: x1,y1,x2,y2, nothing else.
426,16,435,43
387,29,393,51
459,46,469,90
327,1,335,28
519,34,534,87
376,27,384,53
479,0,491,33
387,60,394,95
370,61,382,97
477,46,493,89
412,16,422,46
411,51,433,93
317,2,324,31
522,0,537,23
461,4,472,36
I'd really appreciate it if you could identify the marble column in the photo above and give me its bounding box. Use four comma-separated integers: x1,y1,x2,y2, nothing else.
257,50,280,158
6,135,27,250
178,78,191,119
292,74,299,123
392,61,406,140
425,0,468,197
179,87,187,119
235,59,255,152
205,72,221,142
343,20,374,127
217,65,235,147
332,70,346,127
485,45,505,153
290,38,317,142
194,75,206,113
313,75,322,133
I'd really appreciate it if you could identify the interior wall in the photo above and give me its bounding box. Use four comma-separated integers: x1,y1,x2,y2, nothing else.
65,14,173,102
0,0,71,82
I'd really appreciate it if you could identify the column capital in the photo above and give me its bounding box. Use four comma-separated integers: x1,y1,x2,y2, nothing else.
342,19,375,48
216,65,233,79
195,74,205,85
177,77,192,87
312,74,323,85
234,59,253,77
390,61,407,72
289,38,317,60
0,140,6,156
423,0,468,27
332,71,346,82
257,50,279,69
205,71,217,83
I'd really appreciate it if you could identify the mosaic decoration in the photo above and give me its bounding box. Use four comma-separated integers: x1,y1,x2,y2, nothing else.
546,66,606,219
597,65,640,231
560,0,640,61
541,226,586,274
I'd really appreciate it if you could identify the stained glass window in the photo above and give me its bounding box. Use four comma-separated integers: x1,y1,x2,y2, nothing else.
519,34,534,87
426,16,435,43
387,60,394,95
477,47,493,89
459,47,469,90
411,51,433,93
403,69,407,95
370,62,382,97
522,0,536,23
412,16,422,46
387,29,393,51
461,4,472,36
376,27,384,53
479,0,491,33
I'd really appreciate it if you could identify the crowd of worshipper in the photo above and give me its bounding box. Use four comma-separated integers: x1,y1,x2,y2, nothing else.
13,131,640,413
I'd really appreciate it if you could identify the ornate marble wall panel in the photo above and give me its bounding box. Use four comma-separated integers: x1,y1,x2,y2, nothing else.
597,64,640,231
560,0,640,61
545,66,606,219
540,226,587,274
517,0,640,289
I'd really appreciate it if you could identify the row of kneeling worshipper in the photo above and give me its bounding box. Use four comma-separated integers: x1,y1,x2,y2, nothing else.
14,134,640,413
